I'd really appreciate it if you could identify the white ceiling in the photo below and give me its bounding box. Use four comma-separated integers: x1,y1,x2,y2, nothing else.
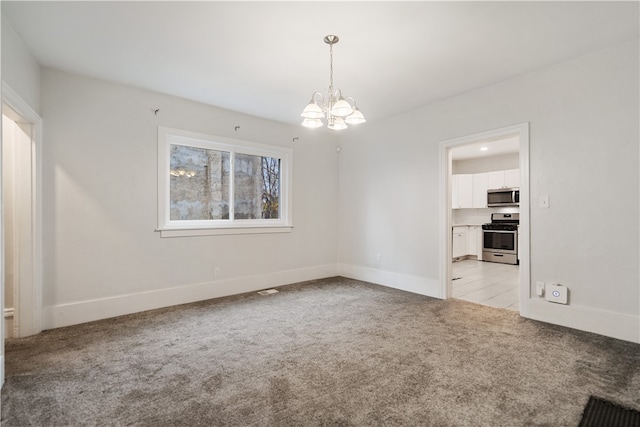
451,136,519,161
2,1,638,126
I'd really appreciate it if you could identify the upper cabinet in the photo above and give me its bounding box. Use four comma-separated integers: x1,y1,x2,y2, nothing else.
505,169,520,188
452,174,473,209
453,169,519,209
488,169,519,189
472,172,488,208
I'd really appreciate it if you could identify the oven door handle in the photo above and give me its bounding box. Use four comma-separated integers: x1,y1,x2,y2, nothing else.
483,229,517,233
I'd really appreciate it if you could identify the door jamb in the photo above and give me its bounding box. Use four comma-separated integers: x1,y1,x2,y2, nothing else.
2,82,43,337
439,123,530,316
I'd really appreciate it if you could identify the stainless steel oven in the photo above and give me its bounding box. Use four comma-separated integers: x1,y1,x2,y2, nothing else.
482,213,519,265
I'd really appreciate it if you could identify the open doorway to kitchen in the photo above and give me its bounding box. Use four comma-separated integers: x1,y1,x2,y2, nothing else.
440,123,530,316
2,83,43,343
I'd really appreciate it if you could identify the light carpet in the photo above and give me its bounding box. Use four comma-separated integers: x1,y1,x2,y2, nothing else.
2,277,639,426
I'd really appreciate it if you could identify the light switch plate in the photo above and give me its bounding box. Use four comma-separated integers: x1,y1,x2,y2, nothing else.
545,283,568,304
539,195,550,208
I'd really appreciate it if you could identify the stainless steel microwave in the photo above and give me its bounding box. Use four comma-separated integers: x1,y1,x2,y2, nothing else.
487,188,519,207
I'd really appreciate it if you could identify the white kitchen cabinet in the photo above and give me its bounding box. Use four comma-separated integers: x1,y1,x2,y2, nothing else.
505,169,520,188
452,226,467,259
467,225,478,256
451,175,459,209
488,170,505,189
452,174,473,209
453,225,483,260
488,169,520,189
472,172,488,208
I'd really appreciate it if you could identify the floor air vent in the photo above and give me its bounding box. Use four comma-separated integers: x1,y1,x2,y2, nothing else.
257,289,279,296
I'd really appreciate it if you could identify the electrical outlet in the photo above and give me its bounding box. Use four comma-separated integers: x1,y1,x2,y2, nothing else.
214,267,221,277
376,253,382,263
545,283,568,304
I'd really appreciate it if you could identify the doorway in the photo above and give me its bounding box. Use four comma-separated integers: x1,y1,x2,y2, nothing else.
440,123,530,316
2,84,43,342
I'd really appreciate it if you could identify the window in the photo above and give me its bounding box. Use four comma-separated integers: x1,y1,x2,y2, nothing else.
158,127,292,237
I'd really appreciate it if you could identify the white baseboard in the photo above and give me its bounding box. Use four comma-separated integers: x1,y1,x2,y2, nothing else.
525,299,640,344
337,263,442,298
4,309,14,340
0,355,4,389
36,262,639,345
42,263,338,330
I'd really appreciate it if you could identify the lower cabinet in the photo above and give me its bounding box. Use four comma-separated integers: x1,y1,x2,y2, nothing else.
453,225,483,261
452,226,467,259
467,226,477,256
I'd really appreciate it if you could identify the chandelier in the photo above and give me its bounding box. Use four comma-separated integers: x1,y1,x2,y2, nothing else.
301,35,366,130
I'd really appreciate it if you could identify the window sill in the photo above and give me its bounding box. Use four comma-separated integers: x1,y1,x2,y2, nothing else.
156,225,293,238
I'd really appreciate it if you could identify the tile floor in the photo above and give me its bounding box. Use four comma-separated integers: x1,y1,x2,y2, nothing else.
452,258,519,311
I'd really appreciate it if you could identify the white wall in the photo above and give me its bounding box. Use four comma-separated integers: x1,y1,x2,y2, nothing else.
1,16,40,114
40,68,339,328
337,39,640,343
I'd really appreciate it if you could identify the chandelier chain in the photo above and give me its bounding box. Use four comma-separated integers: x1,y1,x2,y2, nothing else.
329,42,334,99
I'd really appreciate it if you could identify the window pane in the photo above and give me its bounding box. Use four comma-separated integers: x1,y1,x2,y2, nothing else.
234,153,280,219
170,145,230,220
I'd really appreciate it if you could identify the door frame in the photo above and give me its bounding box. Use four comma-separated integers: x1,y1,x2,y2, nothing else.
2,82,43,338
439,123,530,316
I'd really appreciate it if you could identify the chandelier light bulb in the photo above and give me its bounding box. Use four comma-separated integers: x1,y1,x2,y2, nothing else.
301,100,324,119
345,108,366,125
331,96,354,117
328,117,347,131
302,118,323,128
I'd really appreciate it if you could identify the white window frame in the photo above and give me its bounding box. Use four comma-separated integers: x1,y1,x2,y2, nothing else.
157,127,293,237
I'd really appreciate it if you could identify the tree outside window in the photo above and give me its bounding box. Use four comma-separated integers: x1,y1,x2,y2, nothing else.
158,127,291,236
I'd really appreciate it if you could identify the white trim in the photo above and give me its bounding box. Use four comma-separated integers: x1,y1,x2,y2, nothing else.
2,81,43,338
338,263,441,298
527,299,640,344
3,310,14,341
158,225,293,238
439,123,531,316
42,263,338,329
518,124,531,317
157,126,293,236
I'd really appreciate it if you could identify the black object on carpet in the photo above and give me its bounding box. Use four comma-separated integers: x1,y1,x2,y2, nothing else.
578,396,640,427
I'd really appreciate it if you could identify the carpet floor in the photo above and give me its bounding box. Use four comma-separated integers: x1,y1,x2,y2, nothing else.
1,277,639,426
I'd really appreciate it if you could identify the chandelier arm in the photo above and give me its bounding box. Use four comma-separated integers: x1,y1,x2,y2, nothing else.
311,91,326,108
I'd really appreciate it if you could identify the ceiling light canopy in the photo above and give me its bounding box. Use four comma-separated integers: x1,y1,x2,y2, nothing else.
301,35,366,130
